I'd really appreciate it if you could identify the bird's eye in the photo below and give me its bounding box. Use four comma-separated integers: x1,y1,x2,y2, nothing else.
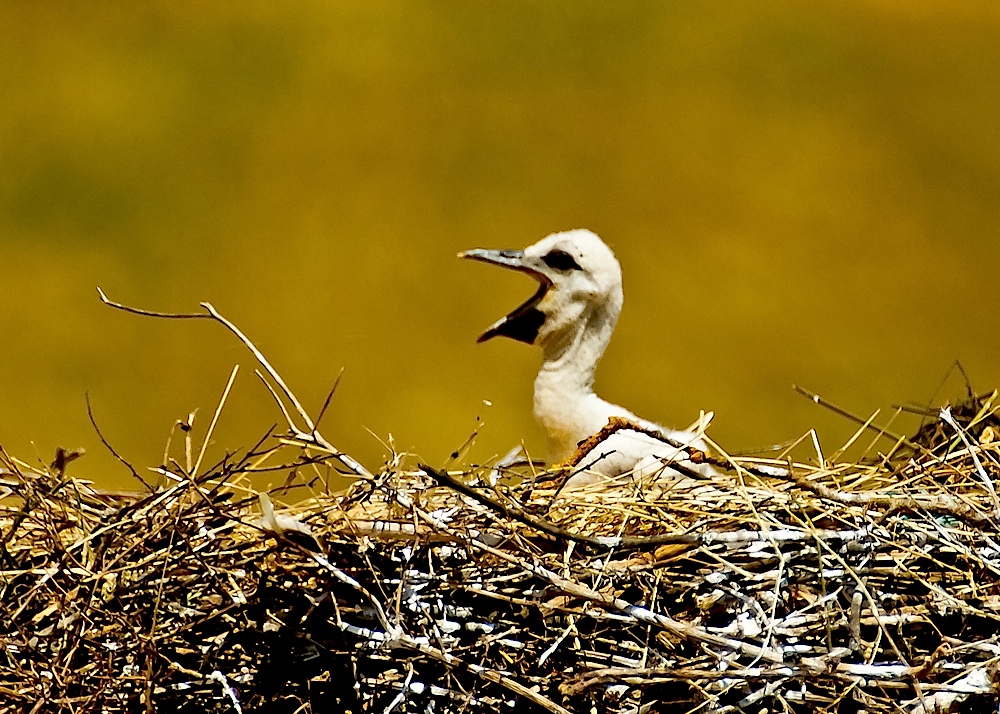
542,249,582,271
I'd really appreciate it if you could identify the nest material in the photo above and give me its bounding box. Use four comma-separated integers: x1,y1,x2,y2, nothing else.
3,392,1000,714
4,295,1000,713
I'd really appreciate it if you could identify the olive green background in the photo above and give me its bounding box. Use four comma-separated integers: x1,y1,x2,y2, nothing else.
3,2,999,488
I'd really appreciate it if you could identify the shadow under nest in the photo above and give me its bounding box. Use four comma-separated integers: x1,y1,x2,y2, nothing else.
2,297,1000,714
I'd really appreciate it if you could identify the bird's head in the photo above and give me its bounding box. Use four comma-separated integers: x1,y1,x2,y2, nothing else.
461,229,624,349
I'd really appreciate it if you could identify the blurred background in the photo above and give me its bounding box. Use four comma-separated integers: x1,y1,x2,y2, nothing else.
2,1,999,489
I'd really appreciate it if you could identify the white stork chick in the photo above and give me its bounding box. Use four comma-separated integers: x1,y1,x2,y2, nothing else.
462,229,716,490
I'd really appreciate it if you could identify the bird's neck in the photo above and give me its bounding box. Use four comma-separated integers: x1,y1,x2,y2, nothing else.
535,325,606,395
533,311,617,458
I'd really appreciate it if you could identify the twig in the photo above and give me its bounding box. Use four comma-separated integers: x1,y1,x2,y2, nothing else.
420,464,871,550
940,406,1000,512
97,288,372,478
794,385,922,451
85,393,154,492
192,365,239,478
784,462,994,526
314,368,345,434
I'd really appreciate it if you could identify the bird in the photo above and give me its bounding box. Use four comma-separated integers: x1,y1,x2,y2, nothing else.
461,229,717,490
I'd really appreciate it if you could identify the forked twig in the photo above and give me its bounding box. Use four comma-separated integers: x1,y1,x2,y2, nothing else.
97,288,372,479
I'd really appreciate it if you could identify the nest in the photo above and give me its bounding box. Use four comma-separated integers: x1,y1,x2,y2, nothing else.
3,296,1000,713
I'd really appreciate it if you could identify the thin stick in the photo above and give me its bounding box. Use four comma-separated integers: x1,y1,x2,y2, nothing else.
85,393,154,492
785,462,993,526
793,385,922,451
940,406,1000,512
192,365,239,478
198,302,314,433
314,368,344,433
98,288,373,478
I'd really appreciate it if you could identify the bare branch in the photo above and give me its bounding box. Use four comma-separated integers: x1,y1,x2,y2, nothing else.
98,288,372,478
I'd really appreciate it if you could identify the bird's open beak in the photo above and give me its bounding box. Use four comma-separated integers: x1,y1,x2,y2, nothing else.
459,248,551,344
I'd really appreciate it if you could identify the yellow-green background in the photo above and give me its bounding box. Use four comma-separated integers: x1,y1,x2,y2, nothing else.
3,2,999,488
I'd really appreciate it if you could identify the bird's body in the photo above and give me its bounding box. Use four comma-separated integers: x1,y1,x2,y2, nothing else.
463,229,715,490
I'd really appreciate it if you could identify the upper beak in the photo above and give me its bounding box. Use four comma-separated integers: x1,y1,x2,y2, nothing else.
459,248,528,271
460,248,551,344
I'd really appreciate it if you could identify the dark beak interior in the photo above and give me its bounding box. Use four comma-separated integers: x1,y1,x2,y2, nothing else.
460,248,550,344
